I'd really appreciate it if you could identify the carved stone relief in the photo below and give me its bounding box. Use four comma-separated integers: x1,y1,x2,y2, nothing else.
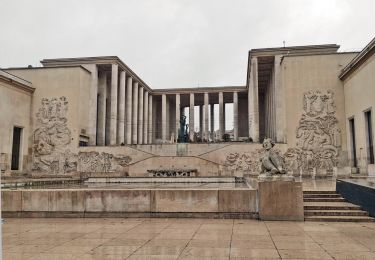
284,90,341,175
78,152,131,173
224,148,283,174
32,97,77,174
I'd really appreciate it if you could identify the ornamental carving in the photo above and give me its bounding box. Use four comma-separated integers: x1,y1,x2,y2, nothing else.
33,97,77,174
78,152,131,173
284,90,341,174
225,148,283,174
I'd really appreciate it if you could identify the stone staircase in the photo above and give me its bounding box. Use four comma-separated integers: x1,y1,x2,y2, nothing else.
303,190,375,222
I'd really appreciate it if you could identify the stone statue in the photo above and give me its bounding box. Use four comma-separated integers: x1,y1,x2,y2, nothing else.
260,138,286,175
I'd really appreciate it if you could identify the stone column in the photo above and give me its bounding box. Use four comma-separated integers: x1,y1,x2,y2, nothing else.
117,71,126,145
144,91,149,144
148,95,153,143
210,104,215,141
199,105,203,139
204,92,209,141
97,72,107,146
138,87,144,144
109,64,118,145
189,93,195,141
219,92,224,140
175,94,180,141
248,57,259,142
162,94,167,142
274,55,286,143
233,91,239,141
126,76,132,144
132,82,138,144
87,64,98,146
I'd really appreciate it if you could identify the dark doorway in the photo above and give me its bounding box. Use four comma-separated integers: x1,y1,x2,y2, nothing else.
11,127,22,170
349,118,357,168
365,110,374,164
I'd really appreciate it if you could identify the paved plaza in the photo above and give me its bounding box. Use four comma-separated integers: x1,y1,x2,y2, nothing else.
2,217,375,260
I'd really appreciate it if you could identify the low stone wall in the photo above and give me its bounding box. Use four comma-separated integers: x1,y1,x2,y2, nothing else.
1,188,258,218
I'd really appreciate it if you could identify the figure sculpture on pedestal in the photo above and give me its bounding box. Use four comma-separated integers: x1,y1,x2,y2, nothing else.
177,115,189,143
260,138,286,175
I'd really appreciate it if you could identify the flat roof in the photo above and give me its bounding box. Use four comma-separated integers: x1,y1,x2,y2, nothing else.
0,69,34,92
4,65,91,74
152,86,247,95
339,37,375,80
246,44,340,88
41,56,152,92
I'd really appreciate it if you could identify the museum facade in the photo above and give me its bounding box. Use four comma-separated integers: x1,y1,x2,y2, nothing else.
1,38,374,177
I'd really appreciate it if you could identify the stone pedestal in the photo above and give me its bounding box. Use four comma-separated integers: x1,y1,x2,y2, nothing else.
258,175,304,221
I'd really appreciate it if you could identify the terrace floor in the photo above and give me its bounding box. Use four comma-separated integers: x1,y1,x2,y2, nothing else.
2,217,375,259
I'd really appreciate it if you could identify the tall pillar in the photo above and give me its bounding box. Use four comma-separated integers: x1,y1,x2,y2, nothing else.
175,94,180,141
248,57,259,142
274,55,285,143
219,92,224,140
126,76,132,144
199,105,203,139
109,64,118,145
189,93,195,141
138,87,144,144
148,95,153,143
210,104,215,141
117,71,126,145
162,94,167,142
233,91,239,141
88,64,98,145
97,72,107,146
204,92,209,141
132,82,138,144
144,91,149,144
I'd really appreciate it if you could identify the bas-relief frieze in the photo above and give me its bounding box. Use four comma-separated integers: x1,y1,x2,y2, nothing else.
33,97,77,174
225,90,341,176
78,151,131,173
224,148,283,174
284,90,341,175
32,97,132,175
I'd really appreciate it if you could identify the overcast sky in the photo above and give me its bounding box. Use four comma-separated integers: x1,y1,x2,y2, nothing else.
1,0,374,89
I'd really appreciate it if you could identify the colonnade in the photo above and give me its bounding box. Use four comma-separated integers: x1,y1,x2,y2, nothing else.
95,63,153,146
157,91,242,143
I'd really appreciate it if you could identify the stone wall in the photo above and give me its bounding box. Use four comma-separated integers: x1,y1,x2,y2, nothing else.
2,188,257,218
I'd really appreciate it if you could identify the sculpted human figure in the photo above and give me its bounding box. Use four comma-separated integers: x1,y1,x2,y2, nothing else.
261,138,286,175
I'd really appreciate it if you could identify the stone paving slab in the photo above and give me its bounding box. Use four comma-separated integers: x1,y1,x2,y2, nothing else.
2,218,375,259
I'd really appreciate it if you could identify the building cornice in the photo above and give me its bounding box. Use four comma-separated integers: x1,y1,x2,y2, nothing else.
0,70,34,93
41,56,152,92
339,37,375,80
152,86,247,95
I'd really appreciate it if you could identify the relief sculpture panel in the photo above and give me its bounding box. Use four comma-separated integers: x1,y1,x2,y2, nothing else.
32,97,77,174
78,152,131,173
224,148,283,175
284,90,341,175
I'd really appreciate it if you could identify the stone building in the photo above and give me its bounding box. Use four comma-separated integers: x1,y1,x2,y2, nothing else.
1,38,374,177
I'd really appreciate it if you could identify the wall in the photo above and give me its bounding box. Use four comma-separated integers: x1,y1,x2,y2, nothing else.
0,80,33,172
281,53,356,176
6,67,91,174
343,53,375,173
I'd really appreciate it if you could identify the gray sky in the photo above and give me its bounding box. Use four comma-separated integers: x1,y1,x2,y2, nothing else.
1,0,374,89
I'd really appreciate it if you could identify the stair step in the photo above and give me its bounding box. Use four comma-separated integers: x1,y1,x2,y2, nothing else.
305,215,375,222
303,190,337,194
304,201,362,210
304,210,369,216
304,194,342,198
304,198,346,202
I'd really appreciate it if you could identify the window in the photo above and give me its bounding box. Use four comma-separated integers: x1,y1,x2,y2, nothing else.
11,127,22,170
349,118,357,168
365,110,374,164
